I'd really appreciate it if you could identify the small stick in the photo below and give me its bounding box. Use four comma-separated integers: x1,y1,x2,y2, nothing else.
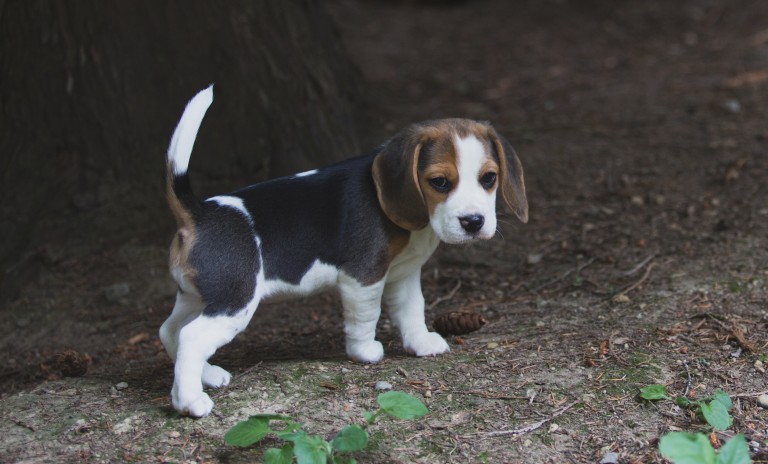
617,262,656,297
682,361,692,397
731,389,768,398
427,281,462,310
474,400,579,438
622,253,657,277
532,257,597,293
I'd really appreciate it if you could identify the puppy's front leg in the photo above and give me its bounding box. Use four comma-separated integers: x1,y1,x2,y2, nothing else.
384,271,449,357
340,275,386,363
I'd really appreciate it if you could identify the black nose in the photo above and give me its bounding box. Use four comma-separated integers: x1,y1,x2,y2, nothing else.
459,214,484,233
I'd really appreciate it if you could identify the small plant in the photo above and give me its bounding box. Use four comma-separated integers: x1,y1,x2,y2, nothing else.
639,385,751,464
659,432,750,464
224,391,428,464
639,384,732,430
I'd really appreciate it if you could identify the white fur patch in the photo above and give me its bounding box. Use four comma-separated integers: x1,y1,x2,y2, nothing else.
294,169,318,178
207,196,252,222
430,135,497,243
262,260,339,299
383,228,449,357
168,85,213,176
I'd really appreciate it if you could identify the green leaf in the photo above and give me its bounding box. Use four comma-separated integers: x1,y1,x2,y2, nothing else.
701,400,731,430
275,424,307,443
224,416,270,447
376,391,428,420
639,384,668,400
711,391,733,411
265,445,294,464
362,410,375,424
332,457,357,464
331,424,368,452
675,396,693,408
293,434,331,464
716,434,752,464
659,432,716,464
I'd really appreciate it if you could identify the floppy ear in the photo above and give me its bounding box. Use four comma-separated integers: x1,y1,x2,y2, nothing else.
489,129,528,223
372,129,430,231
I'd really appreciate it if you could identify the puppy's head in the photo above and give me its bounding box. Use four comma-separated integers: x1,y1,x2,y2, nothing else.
373,119,527,244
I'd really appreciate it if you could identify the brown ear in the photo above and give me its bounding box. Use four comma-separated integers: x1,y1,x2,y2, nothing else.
372,128,430,231
490,129,528,223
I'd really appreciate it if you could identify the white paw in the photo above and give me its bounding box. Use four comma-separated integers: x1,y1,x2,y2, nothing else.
404,331,450,357
202,363,231,389
346,340,384,364
172,384,214,418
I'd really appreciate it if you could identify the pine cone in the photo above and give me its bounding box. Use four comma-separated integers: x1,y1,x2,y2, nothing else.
432,310,487,335
54,350,91,377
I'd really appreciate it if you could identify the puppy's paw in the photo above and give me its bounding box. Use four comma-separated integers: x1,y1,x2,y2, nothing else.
404,331,450,357
172,385,214,418
202,363,231,389
346,340,384,364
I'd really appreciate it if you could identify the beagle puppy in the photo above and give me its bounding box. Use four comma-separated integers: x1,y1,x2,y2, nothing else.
160,86,528,417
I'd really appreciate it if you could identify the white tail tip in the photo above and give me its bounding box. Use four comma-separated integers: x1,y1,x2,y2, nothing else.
167,85,214,176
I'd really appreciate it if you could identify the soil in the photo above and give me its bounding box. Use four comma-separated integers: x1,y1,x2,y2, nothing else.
2,0,767,463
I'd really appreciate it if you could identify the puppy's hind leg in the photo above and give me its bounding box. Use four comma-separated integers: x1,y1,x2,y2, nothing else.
159,290,204,363
172,298,259,417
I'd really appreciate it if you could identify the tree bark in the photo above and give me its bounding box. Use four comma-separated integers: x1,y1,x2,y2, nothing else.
0,0,365,304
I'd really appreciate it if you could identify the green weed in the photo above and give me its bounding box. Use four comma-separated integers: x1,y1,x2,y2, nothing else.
224,391,428,464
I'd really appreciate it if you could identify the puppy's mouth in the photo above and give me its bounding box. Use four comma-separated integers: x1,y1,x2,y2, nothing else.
439,230,495,245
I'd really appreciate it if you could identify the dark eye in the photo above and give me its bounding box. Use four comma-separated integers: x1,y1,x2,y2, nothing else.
480,172,497,189
429,177,452,193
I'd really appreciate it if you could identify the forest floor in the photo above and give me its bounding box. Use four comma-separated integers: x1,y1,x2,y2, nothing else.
1,0,768,463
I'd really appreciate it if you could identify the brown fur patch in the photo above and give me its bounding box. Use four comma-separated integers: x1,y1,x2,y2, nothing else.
374,118,509,231
166,167,199,292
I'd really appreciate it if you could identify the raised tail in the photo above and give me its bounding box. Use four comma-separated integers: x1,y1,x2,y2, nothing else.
166,85,214,228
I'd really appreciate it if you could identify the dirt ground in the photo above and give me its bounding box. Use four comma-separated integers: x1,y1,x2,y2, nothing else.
2,0,767,462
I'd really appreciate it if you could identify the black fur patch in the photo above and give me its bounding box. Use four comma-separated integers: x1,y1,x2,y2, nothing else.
234,151,394,286
189,202,260,316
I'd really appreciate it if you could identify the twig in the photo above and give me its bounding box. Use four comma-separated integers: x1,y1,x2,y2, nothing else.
622,253,657,277
682,361,692,397
472,400,579,438
427,281,462,310
451,390,528,401
694,314,757,353
532,257,597,293
616,262,656,297
731,389,768,398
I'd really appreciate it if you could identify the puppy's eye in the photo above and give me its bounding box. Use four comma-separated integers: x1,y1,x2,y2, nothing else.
480,172,497,189
429,177,452,193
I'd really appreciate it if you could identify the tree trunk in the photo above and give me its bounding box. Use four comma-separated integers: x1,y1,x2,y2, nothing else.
0,0,365,304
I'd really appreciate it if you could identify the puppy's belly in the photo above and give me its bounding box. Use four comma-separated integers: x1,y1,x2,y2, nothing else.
261,259,340,300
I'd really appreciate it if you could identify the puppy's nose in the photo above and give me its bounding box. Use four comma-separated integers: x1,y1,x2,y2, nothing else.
459,214,484,233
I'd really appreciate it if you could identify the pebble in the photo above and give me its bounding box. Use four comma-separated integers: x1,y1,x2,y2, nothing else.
600,452,620,464
722,99,741,113
168,431,181,439
115,382,128,390
757,394,768,409
754,359,765,373
375,381,392,391
526,253,543,265
341,368,349,374
104,283,130,302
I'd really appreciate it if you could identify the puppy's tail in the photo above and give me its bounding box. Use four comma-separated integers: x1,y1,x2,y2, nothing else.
166,85,213,228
